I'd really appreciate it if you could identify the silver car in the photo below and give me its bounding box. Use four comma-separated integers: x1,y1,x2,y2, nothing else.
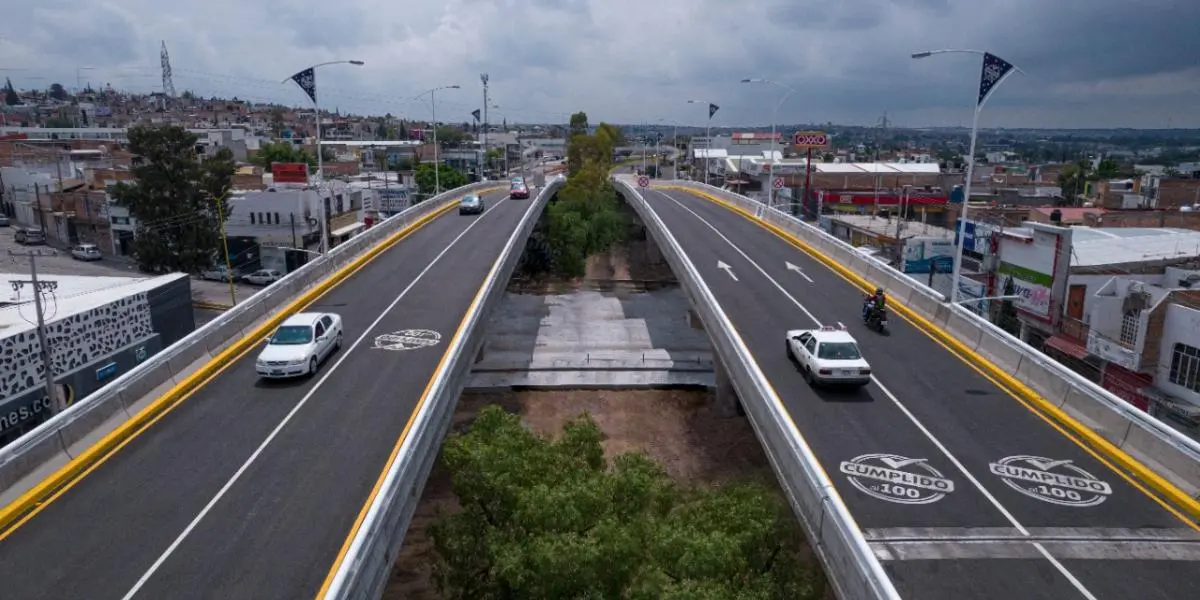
459,194,485,215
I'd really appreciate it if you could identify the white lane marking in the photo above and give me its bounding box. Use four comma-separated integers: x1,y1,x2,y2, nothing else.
650,189,1099,600
717,260,738,281
786,261,814,283
120,196,517,599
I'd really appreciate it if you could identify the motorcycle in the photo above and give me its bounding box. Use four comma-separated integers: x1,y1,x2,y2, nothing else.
863,304,888,333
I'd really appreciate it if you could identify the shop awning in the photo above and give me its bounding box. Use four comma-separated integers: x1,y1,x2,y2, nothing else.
330,222,365,237
1044,334,1089,360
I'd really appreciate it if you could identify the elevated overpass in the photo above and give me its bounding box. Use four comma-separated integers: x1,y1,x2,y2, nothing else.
631,181,1200,599
1,168,1198,599
0,182,559,600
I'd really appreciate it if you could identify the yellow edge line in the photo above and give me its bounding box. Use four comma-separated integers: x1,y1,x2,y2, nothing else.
0,197,467,539
661,185,1200,523
314,193,508,598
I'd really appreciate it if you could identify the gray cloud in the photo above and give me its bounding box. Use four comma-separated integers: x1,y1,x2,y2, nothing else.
2,0,1197,128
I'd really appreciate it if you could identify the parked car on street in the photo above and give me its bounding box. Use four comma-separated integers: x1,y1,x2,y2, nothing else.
13,227,45,245
242,269,283,286
70,244,103,261
201,265,240,282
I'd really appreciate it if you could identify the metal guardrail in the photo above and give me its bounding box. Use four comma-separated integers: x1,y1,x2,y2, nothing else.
614,177,900,600
0,182,497,496
669,179,1200,502
321,176,566,600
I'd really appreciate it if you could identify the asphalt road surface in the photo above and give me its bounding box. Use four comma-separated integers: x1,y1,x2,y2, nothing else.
0,189,536,600
644,187,1200,600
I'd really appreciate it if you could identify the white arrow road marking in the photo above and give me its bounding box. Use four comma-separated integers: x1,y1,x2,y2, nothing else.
717,260,738,281
786,261,814,283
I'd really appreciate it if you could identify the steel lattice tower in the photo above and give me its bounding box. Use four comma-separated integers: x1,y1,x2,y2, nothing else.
160,41,176,98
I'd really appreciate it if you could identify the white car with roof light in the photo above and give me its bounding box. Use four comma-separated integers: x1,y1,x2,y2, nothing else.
255,312,343,379
785,325,872,387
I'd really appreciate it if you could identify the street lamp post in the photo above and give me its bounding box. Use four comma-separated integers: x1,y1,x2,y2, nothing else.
285,59,365,254
742,78,797,209
912,49,1022,302
687,99,716,186
417,85,461,195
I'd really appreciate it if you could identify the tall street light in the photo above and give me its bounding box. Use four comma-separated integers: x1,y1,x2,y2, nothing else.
285,59,365,254
912,49,1022,303
687,99,718,186
741,78,797,208
417,85,461,194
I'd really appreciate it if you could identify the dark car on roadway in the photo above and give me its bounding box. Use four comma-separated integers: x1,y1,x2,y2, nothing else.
509,183,530,199
459,193,485,215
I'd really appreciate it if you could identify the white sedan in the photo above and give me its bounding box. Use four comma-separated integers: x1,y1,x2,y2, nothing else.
785,325,872,388
243,269,283,286
255,312,343,379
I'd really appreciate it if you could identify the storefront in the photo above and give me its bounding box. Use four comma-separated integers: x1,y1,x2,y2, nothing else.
0,336,163,448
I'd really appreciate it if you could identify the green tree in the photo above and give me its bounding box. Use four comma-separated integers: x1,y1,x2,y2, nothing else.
435,125,469,148
254,141,315,172
1094,157,1121,180
996,277,1021,335
540,118,630,276
108,125,235,273
1058,159,1092,204
430,406,826,600
414,163,468,196
48,83,69,101
3,78,18,106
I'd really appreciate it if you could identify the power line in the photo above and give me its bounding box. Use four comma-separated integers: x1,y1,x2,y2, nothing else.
6,248,63,414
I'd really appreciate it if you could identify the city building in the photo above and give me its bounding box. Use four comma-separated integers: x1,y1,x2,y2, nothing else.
0,272,194,448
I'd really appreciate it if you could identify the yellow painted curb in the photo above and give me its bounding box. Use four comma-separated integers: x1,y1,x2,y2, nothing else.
192,300,233,311
0,198,464,536
663,185,1200,521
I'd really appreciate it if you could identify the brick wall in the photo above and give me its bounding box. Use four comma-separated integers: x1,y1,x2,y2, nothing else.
1157,178,1200,209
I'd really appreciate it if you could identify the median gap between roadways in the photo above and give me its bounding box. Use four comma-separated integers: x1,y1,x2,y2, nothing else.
387,389,831,599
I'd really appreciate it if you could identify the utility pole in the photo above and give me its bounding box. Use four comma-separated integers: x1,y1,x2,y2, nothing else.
8,249,62,413
480,73,489,180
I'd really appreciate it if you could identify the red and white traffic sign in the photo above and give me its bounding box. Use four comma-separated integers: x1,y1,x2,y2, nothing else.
792,131,829,148
637,175,650,188
773,178,784,189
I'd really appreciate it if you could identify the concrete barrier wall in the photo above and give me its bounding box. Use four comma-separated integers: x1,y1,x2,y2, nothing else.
0,183,496,500
668,180,1200,506
322,176,567,600
613,176,900,600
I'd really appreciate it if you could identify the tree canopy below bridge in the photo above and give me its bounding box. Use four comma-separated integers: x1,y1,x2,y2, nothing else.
429,405,827,599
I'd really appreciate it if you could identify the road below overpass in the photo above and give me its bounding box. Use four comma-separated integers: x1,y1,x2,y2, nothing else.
0,189,536,600
644,186,1200,600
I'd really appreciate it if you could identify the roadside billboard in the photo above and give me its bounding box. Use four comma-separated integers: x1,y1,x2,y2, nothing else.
996,223,1072,322
272,162,309,184
902,236,955,274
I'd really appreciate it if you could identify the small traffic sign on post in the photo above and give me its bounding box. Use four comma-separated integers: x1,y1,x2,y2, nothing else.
637,175,650,188
792,131,829,148
773,178,784,190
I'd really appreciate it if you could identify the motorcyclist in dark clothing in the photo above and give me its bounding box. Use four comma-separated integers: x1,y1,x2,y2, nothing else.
863,287,887,321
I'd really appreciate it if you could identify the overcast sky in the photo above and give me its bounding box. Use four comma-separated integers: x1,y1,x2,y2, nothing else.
2,0,1198,129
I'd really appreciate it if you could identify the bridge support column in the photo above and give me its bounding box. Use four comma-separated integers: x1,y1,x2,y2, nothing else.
711,360,740,417
474,343,487,364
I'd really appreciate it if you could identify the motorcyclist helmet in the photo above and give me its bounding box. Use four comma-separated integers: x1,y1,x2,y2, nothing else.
874,287,883,296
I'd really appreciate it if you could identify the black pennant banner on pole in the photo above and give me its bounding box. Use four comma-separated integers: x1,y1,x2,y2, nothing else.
289,67,316,103
708,103,720,119
977,52,1015,107
471,108,481,122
